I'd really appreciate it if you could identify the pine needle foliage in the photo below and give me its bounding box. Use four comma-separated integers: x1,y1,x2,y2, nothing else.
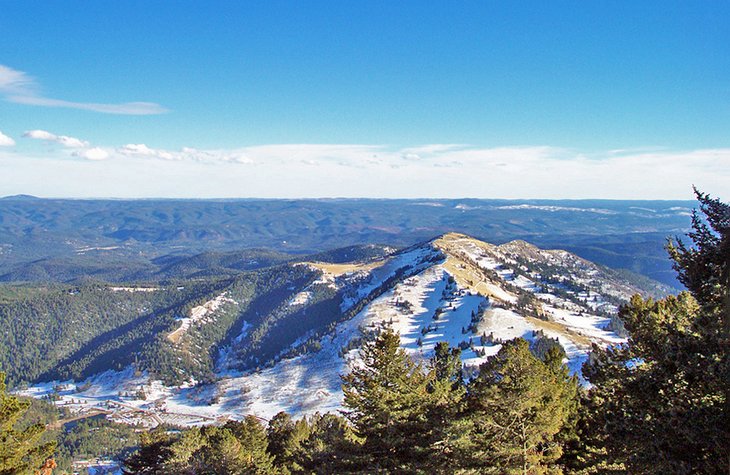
581,189,730,474
0,372,56,475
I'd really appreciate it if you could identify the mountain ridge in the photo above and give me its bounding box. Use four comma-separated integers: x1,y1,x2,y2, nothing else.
13,233,667,427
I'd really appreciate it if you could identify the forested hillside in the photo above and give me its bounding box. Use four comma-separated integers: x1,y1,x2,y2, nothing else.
0,281,221,385
1,192,726,474
0,244,399,386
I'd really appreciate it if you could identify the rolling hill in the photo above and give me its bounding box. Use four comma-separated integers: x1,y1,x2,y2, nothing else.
0,197,693,288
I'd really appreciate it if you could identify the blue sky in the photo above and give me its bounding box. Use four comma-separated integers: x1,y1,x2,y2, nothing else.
0,1,728,199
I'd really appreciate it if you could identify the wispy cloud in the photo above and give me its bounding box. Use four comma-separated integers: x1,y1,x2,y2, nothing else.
117,144,254,163
2,136,728,199
118,143,176,160
399,144,466,160
23,129,108,160
0,130,15,147
24,129,89,148
114,143,387,165
0,64,167,115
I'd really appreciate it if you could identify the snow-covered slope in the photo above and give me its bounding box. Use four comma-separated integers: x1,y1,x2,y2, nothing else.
168,292,237,344
21,233,652,426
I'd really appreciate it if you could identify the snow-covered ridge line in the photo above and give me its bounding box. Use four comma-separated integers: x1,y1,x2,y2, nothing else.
19,233,652,427
110,286,159,292
277,245,444,362
168,292,237,343
76,246,121,253
491,204,618,214
339,244,444,311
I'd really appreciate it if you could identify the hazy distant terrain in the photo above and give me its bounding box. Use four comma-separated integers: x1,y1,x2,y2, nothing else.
0,196,692,288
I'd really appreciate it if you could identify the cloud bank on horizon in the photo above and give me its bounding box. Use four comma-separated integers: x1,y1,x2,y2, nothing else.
0,127,726,201
0,65,167,115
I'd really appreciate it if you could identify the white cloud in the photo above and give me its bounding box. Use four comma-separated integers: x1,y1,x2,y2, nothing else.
73,147,109,161
0,141,727,200
24,129,89,148
0,65,35,95
22,128,112,160
118,143,176,160
0,130,15,146
0,64,167,115
237,144,383,166
180,147,254,164
118,144,254,163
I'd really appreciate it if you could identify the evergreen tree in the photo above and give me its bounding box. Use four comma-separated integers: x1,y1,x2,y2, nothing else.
222,417,275,473
162,429,206,474
123,417,274,474
266,412,309,474
581,190,730,474
448,339,579,474
0,372,56,475
122,429,176,475
295,413,356,474
426,342,466,472
341,329,433,472
432,342,463,387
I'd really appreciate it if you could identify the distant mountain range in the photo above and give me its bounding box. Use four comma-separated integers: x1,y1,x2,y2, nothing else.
0,197,693,288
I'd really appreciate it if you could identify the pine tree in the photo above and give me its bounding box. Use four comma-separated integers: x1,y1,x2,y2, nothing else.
122,429,177,475
223,417,275,473
447,339,579,474
295,413,356,474
0,372,56,475
341,329,433,472
581,190,730,474
267,412,304,473
123,417,274,474
432,342,463,387
196,421,274,475
426,342,466,472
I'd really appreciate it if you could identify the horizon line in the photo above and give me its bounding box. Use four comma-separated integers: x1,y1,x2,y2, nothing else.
0,194,697,203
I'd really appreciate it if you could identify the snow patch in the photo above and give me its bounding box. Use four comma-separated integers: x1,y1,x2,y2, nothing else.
289,291,312,307
168,293,237,343
109,286,159,293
